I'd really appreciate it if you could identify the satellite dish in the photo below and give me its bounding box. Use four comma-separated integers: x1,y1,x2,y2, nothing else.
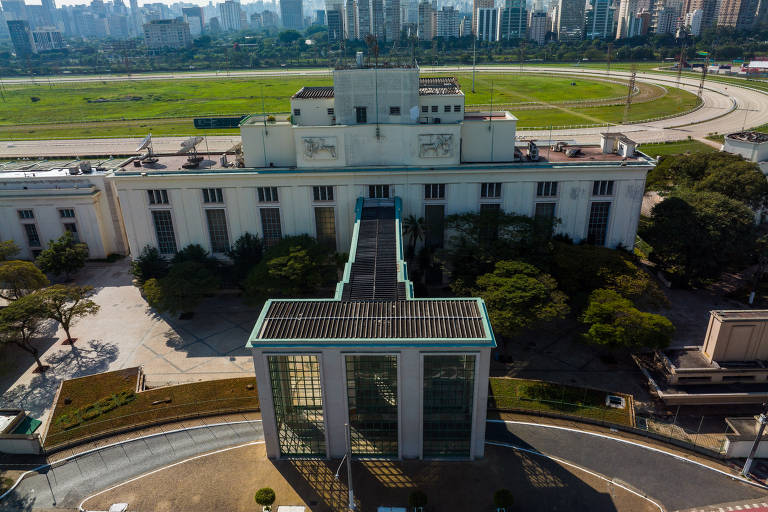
179,136,204,153
136,133,152,152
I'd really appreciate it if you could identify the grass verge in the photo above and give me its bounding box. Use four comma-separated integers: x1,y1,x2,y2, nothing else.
638,139,717,157
44,367,259,450
488,377,634,427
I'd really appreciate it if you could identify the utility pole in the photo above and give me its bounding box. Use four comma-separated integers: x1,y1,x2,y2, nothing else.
742,403,768,478
623,64,637,124
606,42,612,76
472,37,477,93
698,52,709,99
676,42,686,89
345,423,355,511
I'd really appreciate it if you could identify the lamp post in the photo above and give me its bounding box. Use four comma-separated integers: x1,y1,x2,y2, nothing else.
335,423,355,511
742,402,768,478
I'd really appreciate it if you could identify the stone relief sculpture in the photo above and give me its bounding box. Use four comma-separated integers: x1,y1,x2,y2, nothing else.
303,137,337,159
419,134,453,158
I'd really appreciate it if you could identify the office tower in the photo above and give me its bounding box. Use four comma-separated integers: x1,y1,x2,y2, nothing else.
616,0,637,37
345,0,357,38
476,6,499,39
182,6,204,35
280,0,303,29
1,0,27,21
473,0,494,34
371,0,384,39
326,3,343,39
717,0,758,28
684,6,702,32
41,0,57,27
219,0,242,31
417,0,433,39
32,27,63,49
384,0,400,39
459,14,471,35
143,18,192,48
528,9,547,41
7,19,36,55
499,0,527,38
682,0,718,26
315,9,326,24
435,5,459,37
585,0,613,37
556,0,584,40
358,0,371,37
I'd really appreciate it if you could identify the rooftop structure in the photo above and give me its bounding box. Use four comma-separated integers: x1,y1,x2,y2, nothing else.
723,131,768,173
248,197,494,459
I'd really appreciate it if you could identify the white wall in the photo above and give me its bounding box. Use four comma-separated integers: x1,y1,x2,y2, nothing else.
461,118,518,162
723,137,768,164
333,67,420,126
290,97,335,126
241,122,297,168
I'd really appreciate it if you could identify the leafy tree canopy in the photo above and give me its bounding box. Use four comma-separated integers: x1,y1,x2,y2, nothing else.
131,245,169,285
143,260,220,315
35,231,89,279
581,289,674,350
0,240,20,261
0,291,50,371
39,284,100,343
474,260,569,339
226,232,263,281
0,260,50,300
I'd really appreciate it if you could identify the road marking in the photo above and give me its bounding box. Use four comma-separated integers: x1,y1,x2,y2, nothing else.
0,419,263,503
486,440,664,511
78,440,265,511
488,419,768,491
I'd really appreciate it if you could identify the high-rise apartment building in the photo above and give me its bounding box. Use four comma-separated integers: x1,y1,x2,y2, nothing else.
280,0,304,29
219,0,242,31
435,5,459,37
384,0,400,39
1,0,27,21
556,0,585,40
717,0,758,29
473,0,494,34
182,6,204,35
143,18,192,49
616,0,637,37
358,0,372,37
417,0,433,39
499,0,527,39
682,0,717,26
476,6,499,40
586,0,614,38
345,0,357,38
7,19,36,56
371,0,385,39
528,10,547,42
684,6,702,32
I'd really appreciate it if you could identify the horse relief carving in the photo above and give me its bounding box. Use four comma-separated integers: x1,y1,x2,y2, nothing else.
419,134,453,158
303,137,338,160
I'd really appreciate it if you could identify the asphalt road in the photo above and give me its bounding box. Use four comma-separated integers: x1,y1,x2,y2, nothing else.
486,420,768,511
2,66,767,158
0,420,264,511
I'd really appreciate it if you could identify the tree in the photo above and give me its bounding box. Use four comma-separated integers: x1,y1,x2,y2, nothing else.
0,240,20,261
493,489,514,510
641,190,757,284
0,260,50,301
226,232,263,281
35,231,89,279
403,215,425,259
474,260,569,339
39,285,100,344
143,260,220,315
581,289,674,350
0,292,50,372
254,487,276,510
131,245,168,285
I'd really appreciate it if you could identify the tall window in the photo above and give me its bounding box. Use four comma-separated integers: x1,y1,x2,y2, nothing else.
205,209,230,253
423,355,476,458
425,204,445,249
260,207,282,248
480,182,502,199
313,186,334,202
23,223,41,248
592,180,614,196
355,106,367,124
202,188,224,203
368,185,390,199
587,202,611,246
346,355,398,457
152,210,177,254
59,208,76,218
257,187,279,203
536,181,558,197
63,222,80,242
424,184,445,200
314,207,336,248
147,189,169,205
534,202,556,222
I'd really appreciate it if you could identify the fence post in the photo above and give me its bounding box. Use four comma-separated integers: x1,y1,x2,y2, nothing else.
693,416,704,448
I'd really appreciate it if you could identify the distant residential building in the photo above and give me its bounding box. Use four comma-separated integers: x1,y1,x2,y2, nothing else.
219,0,242,31
315,8,326,24
717,0,759,29
280,0,304,29
262,10,279,26
358,0,372,37
32,27,64,50
682,0,717,27
143,18,192,49
384,0,400,40
345,0,357,38
528,9,547,42
476,6,499,40
1,0,27,21
417,0,434,39
326,6,344,40
207,16,221,32
371,0,385,39
615,0,636,37
472,0,494,34
435,5,459,37
684,7,702,33
586,0,614,38
499,0,527,39
182,6,204,35
7,19,36,56
107,14,131,39
556,0,585,40
459,14,472,36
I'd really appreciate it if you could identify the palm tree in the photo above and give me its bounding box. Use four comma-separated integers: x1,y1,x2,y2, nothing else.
403,215,425,260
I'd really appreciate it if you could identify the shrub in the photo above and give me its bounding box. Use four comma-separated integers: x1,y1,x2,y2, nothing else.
226,232,263,281
143,260,220,315
36,231,89,279
131,245,168,285
255,487,276,507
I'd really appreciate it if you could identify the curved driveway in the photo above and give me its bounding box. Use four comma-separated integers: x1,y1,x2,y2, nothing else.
2,65,768,157
487,420,768,511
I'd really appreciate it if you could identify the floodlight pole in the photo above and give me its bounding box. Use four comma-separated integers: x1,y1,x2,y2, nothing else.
742,403,768,478
345,422,355,511
472,37,476,94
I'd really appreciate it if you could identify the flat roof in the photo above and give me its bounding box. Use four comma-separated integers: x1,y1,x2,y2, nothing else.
712,309,768,321
726,132,768,144
252,298,491,345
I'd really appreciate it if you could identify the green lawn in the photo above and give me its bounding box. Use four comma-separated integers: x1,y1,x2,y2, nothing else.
638,139,717,157
44,368,259,450
488,377,634,427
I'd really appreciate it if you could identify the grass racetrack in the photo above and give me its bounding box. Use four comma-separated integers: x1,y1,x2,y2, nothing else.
0,72,699,140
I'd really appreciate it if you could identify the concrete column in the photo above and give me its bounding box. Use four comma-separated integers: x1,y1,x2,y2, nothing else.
399,348,422,459
321,349,349,458
471,349,491,459
251,350,280,459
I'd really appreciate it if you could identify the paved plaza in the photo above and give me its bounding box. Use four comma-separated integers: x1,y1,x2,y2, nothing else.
0,260,258,426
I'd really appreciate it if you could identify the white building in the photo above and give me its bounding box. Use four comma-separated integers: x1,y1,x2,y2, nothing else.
476,7,499,40
219,0,242,31
435,5,460,37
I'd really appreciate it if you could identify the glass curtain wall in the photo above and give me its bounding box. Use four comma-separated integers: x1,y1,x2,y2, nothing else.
268,355,326,457
345,355,399,457
422,354,476,458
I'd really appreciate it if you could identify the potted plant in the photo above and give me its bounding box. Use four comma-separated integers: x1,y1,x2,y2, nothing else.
408,489,427,512
493,488,514,511
255,487,276,512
